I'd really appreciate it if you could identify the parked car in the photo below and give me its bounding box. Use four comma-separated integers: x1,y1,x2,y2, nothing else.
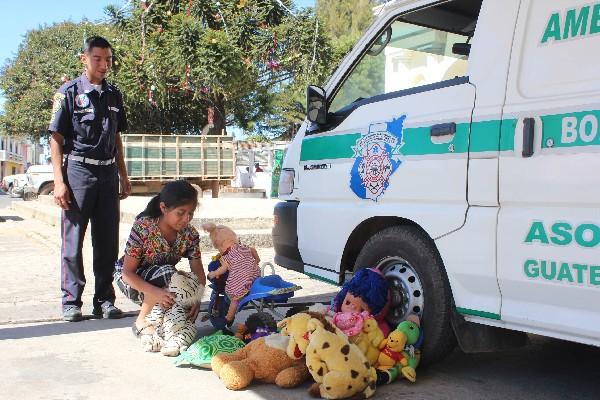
1,173,28,197
26,164,54,195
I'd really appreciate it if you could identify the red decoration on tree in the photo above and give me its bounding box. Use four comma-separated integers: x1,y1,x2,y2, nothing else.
266,59,280,71
207,105,215,125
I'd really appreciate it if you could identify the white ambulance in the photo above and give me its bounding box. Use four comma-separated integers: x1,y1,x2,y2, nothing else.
273,0,600,364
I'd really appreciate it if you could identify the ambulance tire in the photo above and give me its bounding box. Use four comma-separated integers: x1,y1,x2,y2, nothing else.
354,225,456,366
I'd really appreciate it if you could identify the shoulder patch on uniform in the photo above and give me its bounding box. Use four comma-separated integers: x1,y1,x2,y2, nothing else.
51,92,65,114
49,92,66,124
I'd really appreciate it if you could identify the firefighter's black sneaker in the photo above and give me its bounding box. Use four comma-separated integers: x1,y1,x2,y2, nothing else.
92,301,123,319
63,305,83,322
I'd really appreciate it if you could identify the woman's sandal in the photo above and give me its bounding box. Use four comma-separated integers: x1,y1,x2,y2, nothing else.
131,323,154,338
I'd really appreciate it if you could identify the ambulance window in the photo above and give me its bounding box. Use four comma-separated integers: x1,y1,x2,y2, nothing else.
329,0,482,115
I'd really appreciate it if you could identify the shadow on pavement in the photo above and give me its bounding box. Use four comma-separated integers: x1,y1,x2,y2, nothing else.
0,313,137,340
0,293,337,341
0,215,24,222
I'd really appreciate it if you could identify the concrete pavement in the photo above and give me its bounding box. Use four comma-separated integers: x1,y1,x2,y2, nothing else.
0,202,338,399
3,202,600,399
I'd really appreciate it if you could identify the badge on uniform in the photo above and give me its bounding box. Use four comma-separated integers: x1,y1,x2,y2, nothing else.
49,92,65,124
75,93,90,108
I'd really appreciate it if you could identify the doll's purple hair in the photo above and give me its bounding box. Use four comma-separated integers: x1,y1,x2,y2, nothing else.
333,268,390,317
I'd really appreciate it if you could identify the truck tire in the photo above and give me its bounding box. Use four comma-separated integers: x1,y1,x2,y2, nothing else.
39,182,54,196
354,225,456,365
8,184,20,198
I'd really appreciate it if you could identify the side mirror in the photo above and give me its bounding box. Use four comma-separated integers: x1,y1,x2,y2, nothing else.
306,85,327,125
367,27,392,56
452,43,471,56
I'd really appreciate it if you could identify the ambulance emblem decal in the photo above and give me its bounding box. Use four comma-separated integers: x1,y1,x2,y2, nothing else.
350,115,405,202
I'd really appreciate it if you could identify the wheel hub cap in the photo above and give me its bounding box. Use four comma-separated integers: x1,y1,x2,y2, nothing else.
376,257,425,327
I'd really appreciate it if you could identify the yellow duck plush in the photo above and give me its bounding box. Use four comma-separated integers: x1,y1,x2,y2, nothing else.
354,317,385,366
304,316,377,399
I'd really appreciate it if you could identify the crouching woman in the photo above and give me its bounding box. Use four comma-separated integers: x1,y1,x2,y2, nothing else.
113,180,206,337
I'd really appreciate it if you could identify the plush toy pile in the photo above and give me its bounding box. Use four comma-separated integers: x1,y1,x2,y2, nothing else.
137,264,425,399
204,267,425,399
141,271,204,356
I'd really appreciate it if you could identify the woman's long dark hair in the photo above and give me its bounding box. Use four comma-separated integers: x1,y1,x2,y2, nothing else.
137,180,198,219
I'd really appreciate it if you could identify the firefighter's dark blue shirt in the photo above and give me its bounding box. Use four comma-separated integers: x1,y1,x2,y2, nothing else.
48,73,128,160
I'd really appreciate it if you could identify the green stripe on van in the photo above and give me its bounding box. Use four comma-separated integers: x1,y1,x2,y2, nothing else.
300,123,471,161
305,272,339,286
456,307,501,320
500,118,517,151
300,133,361,161
299,111,599,162
402,123,470,155
470,120,501,153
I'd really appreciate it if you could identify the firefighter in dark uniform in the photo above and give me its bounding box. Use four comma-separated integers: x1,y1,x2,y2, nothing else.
49,36,131,322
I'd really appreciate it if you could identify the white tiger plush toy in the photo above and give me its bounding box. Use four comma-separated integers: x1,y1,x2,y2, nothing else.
141,271,205,356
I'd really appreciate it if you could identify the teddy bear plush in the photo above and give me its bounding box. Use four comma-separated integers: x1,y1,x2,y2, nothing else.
211,332,310,390
141,271,204,357
304,315,377,399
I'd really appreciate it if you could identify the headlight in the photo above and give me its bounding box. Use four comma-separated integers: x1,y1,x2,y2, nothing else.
278,168,295,196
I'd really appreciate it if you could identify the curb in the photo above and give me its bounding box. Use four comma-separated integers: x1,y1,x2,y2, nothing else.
32,196,274,230
11,201,273,250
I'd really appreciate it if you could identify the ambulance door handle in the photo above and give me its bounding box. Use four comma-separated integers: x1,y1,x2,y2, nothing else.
522,117,535,158
430,122,456,137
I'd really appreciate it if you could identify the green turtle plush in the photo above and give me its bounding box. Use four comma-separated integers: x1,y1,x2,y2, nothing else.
175,331,245,369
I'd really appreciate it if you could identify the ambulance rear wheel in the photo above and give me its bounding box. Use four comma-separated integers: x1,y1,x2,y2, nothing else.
354,225,456,365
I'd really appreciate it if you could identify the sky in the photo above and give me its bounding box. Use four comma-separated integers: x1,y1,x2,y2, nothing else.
0,0,316,112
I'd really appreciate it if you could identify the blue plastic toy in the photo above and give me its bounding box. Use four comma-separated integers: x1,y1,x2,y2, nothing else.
205,261,302,330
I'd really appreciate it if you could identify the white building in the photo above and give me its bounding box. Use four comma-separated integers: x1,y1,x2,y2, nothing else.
0,136,45,179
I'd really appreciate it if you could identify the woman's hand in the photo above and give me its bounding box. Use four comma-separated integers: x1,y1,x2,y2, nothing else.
151,287,176,310
188,302,201,322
